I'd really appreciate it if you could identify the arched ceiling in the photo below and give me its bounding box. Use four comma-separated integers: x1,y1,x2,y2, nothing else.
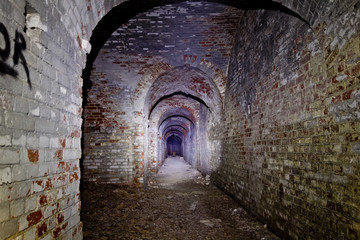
156,105,196,141
87,0,310,125
164,124,188,134
83,0,308,85
91,1,242,107
86,0,310,158
148,94,198,148
160,115,193,137
146,66,221,118
166,134,183,143
165,128,186,140
149,95,199,126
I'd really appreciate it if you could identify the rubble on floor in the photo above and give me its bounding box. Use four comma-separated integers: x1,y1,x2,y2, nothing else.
81,181,279,240
195,174,211,185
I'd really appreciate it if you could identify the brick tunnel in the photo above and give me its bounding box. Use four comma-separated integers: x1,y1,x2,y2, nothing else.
0,0,360,239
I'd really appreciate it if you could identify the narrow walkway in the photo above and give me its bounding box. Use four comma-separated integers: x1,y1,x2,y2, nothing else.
153,156,202,188
81,157,279,240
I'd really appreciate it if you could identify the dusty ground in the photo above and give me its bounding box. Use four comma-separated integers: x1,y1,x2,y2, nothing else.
81,157,280,240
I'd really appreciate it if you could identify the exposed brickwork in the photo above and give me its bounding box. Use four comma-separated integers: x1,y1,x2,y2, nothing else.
213,5,360,240
27,149,39,163
0,0,89,238
104,2,242,100
82,68,145,184
83,2,234,185
1,0,359,239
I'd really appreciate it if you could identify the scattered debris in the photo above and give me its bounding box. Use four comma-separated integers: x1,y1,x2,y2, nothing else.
199,218,222,227
231,207,247,216
195,174,211,185
82,182,279,239
205,174,210,182
191,191,205,195
189,201,198,211
82,158,280,239
199,219,214,227
176,192,190,196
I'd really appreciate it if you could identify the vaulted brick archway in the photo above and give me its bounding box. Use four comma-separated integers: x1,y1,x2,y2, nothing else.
150,104,196,173
142,66,224,178
82,1,237,186
81,1,360,239
83,0,308,86
0,0,359,239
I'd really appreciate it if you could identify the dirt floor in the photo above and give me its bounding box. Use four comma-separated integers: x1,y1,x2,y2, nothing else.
81,157,280,240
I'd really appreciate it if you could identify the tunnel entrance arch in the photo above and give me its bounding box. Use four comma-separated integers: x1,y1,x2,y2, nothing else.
81,0,313,187
76,1,360,240
143,66,223,182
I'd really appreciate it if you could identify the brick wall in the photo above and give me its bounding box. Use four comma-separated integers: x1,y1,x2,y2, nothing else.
0,0,91,238
214,3,360,239
82,67,145,185
0,0,125,238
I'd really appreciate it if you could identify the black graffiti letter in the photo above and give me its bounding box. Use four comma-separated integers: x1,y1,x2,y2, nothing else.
13,30,31,89
0,22,16,77
0,22,10,60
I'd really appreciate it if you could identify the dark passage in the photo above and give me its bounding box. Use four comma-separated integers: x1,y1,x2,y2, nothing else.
167,135,182,157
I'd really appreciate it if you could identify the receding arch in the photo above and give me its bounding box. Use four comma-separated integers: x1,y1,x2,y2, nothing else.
145,66,223,119
159,115,194,131
164,124,188,133
150,92,209,120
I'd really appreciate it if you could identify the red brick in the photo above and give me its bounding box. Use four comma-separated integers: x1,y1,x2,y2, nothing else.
37,222,47,237
332,94,341,103
59,138,66,148
27,210,43,227
53,222,68,238
351,62,360,76
71,130,81,138
39,194,48,206
28,150,39,163
54,150,63,161
57,213,65,224
69,172,79,183
342,89,353,100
